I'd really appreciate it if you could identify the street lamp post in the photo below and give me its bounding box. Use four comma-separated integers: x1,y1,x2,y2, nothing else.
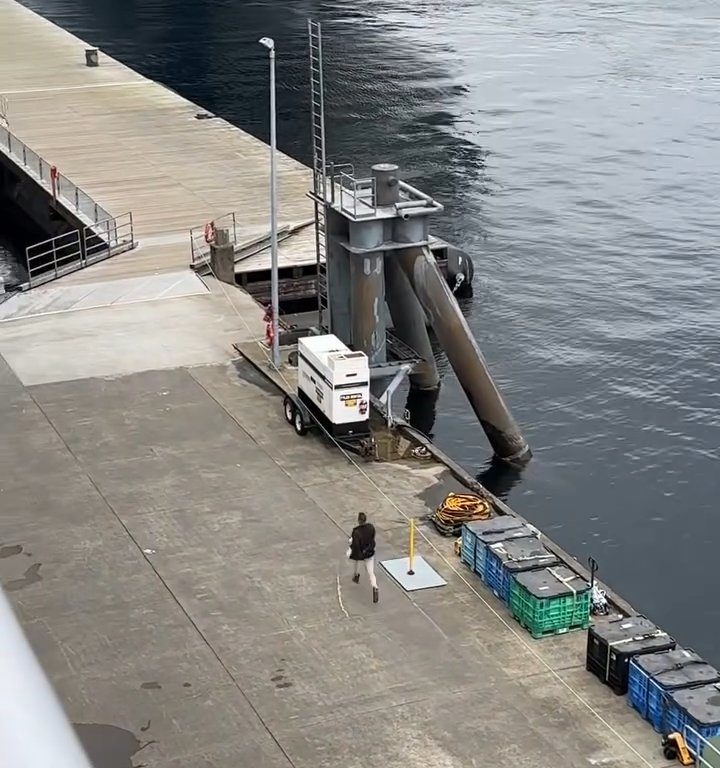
259,36,280,370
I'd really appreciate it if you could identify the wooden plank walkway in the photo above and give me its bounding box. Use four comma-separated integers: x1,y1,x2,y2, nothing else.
0,0,314,283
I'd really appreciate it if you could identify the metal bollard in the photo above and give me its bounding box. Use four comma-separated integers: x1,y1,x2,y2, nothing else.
407,518,415,576
85,48,99,67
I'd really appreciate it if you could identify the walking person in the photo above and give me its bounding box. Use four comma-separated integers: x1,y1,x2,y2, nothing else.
349,512,378,603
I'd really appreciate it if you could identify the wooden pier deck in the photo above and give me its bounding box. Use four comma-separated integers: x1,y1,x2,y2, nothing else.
0,0,314,284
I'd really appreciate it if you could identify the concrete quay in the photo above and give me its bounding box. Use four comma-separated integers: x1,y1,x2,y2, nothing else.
0,1,669,766
1,337,665,768
0,264,665,768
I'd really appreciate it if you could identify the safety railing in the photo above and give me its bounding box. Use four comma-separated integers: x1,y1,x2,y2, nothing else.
26,231,83,288
83,212,135,265
24,213,135,288
189,212,238,266
0,96,8,127
0,123,112,225
311,162,354,204
330,170,376,220
685,724,720,767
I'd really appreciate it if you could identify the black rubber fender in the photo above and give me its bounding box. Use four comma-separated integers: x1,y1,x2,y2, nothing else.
445,244,474,296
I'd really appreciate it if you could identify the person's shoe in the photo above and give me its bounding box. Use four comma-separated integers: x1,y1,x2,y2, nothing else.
373,587,379,604
352,573,360,584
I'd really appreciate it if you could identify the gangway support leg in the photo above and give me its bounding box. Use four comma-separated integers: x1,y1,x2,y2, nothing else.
396,245,531,464
385,257,439,390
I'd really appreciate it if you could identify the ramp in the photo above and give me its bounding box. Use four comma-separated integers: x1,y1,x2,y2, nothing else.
0,270,207,322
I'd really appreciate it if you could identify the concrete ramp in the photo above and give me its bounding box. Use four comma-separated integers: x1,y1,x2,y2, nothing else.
0,270,207,322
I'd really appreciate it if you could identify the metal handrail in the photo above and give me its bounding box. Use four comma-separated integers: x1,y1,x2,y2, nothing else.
189,212,238,265
685,724,720,766
83,213,135,265
0,123,111,225
25,231,82,287
332,171,376,219
0,588,94,768
23,213,135,288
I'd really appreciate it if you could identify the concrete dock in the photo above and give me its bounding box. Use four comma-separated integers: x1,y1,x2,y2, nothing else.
0,1,669,767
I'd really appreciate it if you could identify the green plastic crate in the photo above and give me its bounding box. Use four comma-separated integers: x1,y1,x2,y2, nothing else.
510,566,590,639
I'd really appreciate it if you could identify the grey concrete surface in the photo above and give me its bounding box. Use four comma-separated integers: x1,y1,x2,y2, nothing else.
0,354,666,768
0,271,207,322
0,279,264,385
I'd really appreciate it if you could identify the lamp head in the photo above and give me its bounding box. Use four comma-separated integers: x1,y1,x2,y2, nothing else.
259,37,275,51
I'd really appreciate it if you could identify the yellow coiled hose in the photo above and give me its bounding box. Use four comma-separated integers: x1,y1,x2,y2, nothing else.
431,492,493,536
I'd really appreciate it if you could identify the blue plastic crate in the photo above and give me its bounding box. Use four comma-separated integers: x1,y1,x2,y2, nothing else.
664,683,720,756
628,649,719,732
461,525,476,570
461,517,526,578
484,536,559,604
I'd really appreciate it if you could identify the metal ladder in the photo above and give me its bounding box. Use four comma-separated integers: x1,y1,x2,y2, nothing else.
308,19,329,331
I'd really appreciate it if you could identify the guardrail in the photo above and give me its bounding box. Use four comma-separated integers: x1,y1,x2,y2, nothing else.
1,588,95,768
331,171,376,220
189,212,238,266
686,725,720,767
83,213,135,266
25,212,134,289
26,231,83,288
0,123,112,225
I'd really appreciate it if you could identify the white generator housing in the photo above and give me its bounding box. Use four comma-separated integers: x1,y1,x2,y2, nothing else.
297,334,370,437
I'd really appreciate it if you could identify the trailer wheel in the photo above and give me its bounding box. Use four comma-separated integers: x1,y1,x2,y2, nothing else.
293,408,308,436
283,395,296,425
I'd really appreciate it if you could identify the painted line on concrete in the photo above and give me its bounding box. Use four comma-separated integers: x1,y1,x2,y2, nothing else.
1,81,147,95
0,290,209,324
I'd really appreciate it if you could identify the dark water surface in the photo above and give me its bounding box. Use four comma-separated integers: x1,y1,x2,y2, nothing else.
16,0,720,660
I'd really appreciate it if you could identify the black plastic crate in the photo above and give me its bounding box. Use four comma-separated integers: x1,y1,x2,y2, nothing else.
586,615,676,695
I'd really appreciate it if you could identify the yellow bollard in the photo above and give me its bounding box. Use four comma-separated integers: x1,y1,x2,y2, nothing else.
407,518,415,576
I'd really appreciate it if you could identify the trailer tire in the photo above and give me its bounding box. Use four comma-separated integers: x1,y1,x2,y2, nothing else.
293,408,308,437
283,395,295,425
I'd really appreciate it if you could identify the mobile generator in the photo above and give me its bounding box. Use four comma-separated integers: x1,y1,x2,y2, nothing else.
282,334,374,455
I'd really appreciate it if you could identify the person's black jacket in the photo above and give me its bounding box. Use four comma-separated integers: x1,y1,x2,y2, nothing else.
350,522,375,561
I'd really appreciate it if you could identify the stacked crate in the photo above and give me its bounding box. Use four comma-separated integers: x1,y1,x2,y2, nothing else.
586,614,676,695
484,536,559,604
628,649,720,732
509,565,590,638
461,517,527,577
664,684,720,757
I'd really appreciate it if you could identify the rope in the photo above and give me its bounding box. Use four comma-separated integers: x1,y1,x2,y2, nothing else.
431,492,492,536
201,263,656,768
